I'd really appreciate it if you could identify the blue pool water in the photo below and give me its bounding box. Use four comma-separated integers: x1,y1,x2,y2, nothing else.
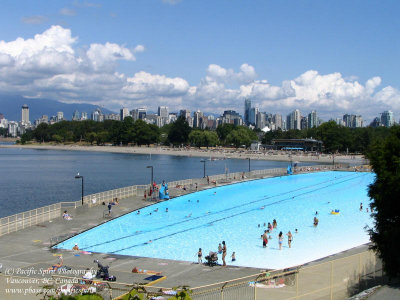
55,171,375,269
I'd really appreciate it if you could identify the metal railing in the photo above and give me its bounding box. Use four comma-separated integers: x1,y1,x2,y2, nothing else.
0,203,61,237
0,163,351,237
2,249,380,300
189,250,383,300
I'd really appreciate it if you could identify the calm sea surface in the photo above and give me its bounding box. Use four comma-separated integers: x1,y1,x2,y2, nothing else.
0,146,318,217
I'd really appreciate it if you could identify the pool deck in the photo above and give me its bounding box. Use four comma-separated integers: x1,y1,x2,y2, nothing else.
0,172,373,299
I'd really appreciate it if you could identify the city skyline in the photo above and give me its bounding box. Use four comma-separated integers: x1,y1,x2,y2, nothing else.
0,1,399,122
1,100,396,138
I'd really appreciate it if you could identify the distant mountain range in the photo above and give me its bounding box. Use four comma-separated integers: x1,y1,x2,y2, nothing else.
0,96,115,122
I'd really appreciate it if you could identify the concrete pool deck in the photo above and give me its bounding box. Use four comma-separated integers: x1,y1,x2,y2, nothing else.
0,172,378,299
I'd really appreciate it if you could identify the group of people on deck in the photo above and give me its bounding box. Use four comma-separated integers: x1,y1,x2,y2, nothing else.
197,241,235,266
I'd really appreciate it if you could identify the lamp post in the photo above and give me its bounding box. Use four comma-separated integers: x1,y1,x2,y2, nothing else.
200,160,206,178
248,157,251,172
146,166,154,185
74,173,84,206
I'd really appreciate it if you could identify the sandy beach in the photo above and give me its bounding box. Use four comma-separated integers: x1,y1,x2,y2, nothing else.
1,144,366,164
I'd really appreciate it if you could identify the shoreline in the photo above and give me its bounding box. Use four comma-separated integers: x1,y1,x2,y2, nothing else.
0,144,366,164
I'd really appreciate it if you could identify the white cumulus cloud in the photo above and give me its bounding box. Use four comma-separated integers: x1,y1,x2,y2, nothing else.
0,26,399,121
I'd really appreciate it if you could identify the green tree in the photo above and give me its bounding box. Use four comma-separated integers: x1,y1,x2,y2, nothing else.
168,116,191,146
203,131,219,148
52,134,63,144
367,125,400,278
96,131,109,145
34,123,50,143
86,132,97,145
216,123,236,145
188,130,204,148
132,119,159,146
226,128,252,148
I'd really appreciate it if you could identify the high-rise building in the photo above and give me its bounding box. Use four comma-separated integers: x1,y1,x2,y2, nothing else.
381,110,394,127
193,110,204,128
91,108,102,122
308,111,318,128
157,106,169,126
287,109,301,130
21,104,29,125
120,107,129,120
273,114,283,130
35,115,48,126
256,112,266,129
72,110,80,121
131,108,147,121
343,114,363,128
104,113,120,121
0,113,4,120
369,117,381,128
8,121,18,137
81,112,88,120
158,106,169,118
244,99,251,125
249,107,258,126
179,109,191,120
56,112,64,122
301,116,308,130
222,110,243,126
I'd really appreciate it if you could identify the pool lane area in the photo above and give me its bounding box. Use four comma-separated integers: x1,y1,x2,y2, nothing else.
54,171,375,270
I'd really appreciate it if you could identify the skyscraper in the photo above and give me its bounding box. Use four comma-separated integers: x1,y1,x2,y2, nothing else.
193,110,203,128
21,104,29,125
249,107,258,126
120,107,129,120
57,112,64,122
287,109,301,130
72,110,80,121
158,106,169,118
381,110,394,127
179,109,191,119
244,99,251,125
308,111,318,128
273,114,282,130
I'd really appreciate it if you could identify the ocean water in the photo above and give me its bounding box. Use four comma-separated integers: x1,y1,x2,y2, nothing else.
55,171,374,269
0,147,317,217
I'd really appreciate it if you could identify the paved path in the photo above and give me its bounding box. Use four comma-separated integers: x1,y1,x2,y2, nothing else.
0,172,377,300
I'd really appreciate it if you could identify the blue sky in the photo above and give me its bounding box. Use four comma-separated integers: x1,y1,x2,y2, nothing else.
0,0,399,122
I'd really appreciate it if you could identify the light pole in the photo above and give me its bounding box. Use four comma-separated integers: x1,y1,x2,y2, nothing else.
200,160,206,178
74,173,84,206
146,166,154,185
248,157,251,172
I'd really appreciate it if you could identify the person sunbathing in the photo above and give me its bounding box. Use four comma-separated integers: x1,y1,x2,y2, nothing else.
132,267,161,275
62,210,72,220
48,256,63,271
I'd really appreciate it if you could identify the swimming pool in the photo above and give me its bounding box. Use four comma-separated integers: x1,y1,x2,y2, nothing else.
54,171,375,270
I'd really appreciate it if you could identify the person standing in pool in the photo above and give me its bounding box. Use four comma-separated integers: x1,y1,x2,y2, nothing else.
218,243,222,254
286,231,293,248
262,230,268,248
278,232,283,250
272,219,277,228
360,202,363,211
222,241,227,266
313,216,319,226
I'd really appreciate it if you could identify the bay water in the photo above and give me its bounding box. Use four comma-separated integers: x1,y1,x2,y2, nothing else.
0,146,315,218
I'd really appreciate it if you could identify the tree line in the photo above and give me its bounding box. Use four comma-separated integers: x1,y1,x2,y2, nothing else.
19,116,394,153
